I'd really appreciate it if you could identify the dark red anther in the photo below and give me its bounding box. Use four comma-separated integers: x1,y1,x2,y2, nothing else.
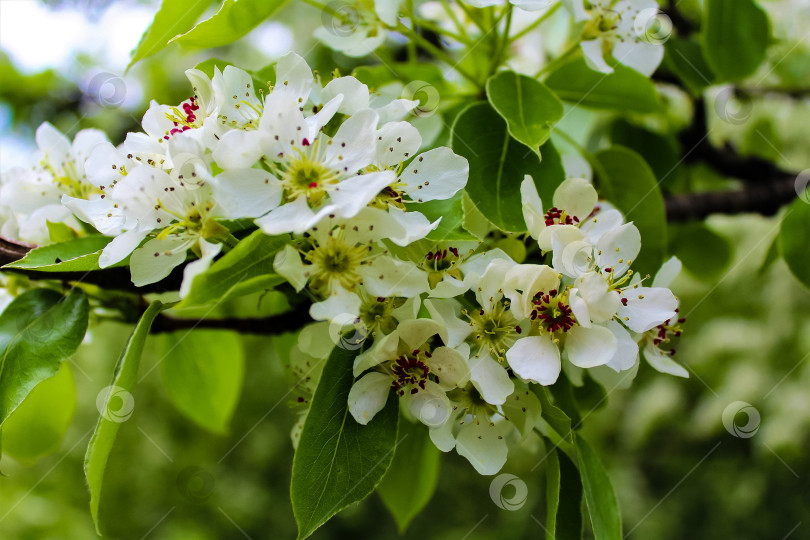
302,138,310,146
516,325,522,334
678,318,686,323
377,297,385,302
426,252,434,260
621,298,628,306
308,182,318,189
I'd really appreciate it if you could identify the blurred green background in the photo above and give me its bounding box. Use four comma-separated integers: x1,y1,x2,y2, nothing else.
1,1,809,539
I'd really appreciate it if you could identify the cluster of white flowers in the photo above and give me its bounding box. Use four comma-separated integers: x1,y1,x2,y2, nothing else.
0,50,683,477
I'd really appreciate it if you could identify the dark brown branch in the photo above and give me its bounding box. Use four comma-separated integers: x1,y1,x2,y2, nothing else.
150,308,313,335
665,176,798,222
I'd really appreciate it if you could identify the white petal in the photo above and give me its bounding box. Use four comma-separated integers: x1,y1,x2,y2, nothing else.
596,222,641,277
309,286,362,321
400,147,468,202
643,342,688,378
348,372,392,425
322,76,370,114
581,38,614,74
501,384,543,437
375,121,422,167
469,353,514,405
99,227,149,267
130,237,191,287
330,170,397,219
179,239,222,298
273,244,309,291
613,40,664,77
407,381,452,427
429,415,457,452
553,177,597,220
456,421,508,475
397,318,443,350
520,175,546,239
423,298,472,348
575,271,621,322
429,346,470,389
326,109,379,172
579,208,625,244
212,168,282,218
275,52,313,102
605,320,639,372
565,325,617,368
358,256,430,297
653,256,682,288
506,335,561,385
256,197,337,235
35,122,71,164
380,207,438,246
375,0,401,25
212,130,263,169
618,286,678,332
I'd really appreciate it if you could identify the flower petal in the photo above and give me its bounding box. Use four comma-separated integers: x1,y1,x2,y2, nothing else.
565,325,617,368
348,372,392,425
553,177,597,220
455,420,508,475
469,353,515,405
506,335,561,385
400,147,468,202
618,286,678,332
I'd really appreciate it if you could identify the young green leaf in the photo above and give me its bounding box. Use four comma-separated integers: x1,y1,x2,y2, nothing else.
171,0,290,49
532,386,573,444
291,345,399,540
486,70,564,156
575,433,622,540
0,288,88,426
545,58,662,113
377,420,440,533
556,448,584,540
178,230,286,308
703,0,770,82
595,146,668,276
84,301,165,534
779,191,810,291
663,37,716,95
0,363,76,466
159,330,244,434
451,102,564,232
3,235,115,272
669,223,732,280
127,0,210,70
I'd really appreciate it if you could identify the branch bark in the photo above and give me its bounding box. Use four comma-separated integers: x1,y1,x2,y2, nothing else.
150,308,313,335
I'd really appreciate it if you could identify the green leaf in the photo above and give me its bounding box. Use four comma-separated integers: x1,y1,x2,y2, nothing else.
127,0,210,69
556,448,584,540
291,346,399,540
451,102,565,232
1,363,76,466
159,330,244,434
0,288,88,426
663,37,716,95
3,236,114,272
595,146,667,276
47,220,77,243
84,301,165,534
486,70,564,156
171,0,290,49
545,447,561,540
405,192,479,242
548,373,582,427
532,386,573,444
779,191,810,291
377,420,440,533
545,58,662,113
670,223,731,280
575,433,622,540
353,63,451,94
178,230,286,308
703,0,770,82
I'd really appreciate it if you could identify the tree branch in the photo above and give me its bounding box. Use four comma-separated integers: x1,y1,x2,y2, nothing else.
150,308,313,335
665,177,798,222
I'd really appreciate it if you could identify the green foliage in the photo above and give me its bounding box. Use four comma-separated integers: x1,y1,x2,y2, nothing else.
670,223,732,280
703,0,770,82
291,345,399,540
84,301,165,534
178,230,286,308
451,102,564,232
595,147,668,276
159,330,245,434
127,0,210,69
545,58,662,113
779,192,810,290
575,434,622,540
3,236,115,272
555,448,585,540
0,363,76,466
0,288,88,426
377,420,440,533
663,38,716,95
170,0,290,49
486,70,564,157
